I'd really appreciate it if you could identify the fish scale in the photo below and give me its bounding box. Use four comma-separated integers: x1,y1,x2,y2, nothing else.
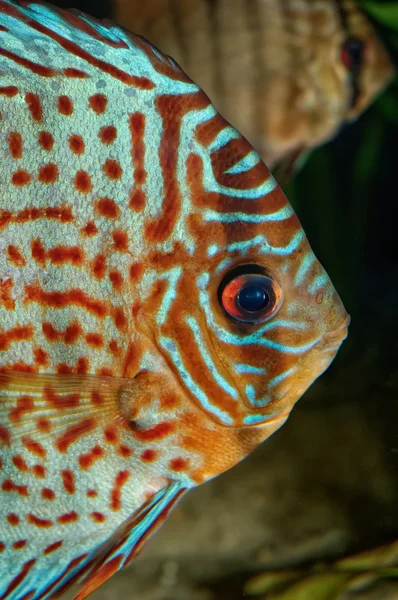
0,1,348,598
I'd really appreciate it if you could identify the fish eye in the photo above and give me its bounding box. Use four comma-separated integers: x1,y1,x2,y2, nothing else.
341,37,365,71
219,265,283,324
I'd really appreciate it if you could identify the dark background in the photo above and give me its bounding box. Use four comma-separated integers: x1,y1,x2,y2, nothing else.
49,0,398,598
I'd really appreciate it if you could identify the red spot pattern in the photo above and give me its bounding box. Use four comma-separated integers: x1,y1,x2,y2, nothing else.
0,86,18,96
64,68,88,78
9,396,34,423
22,436,46,457
90,512,106,523
44,540,63,554
48,245,83,265
33,347,48,365
12,455,28,472
25,92,42,121
38,131,54,151
0,542,4,552
90,390,103,405
7,513,20,526
170,457,188,472
87,489,97,498
89,93,107,114
69,134,85,155
82,221,98,236
2,479,29,496
27,513,53,528
129,112,147,212
74,170,92,193
99,125,117,144
61,469,76,494
131,421,174,442
92,254,106,279
113,308,126,330
31,239,46,265
86,333,104,347
0,325,33,351
78,445,104,469
13,540,27,550
56,418,95,452
7,244,25,267
102,158,123,180
32,464,46,478
38,162,58,184
129,262,144,281
109,270,123,290
110,470,130,511
0,279,15,310
12,169,31,186
44,387,80,410
25,284,107,317
96,197,119,219
104,426,118,444
41,488,55,500
56,511,78,524
58,95,73,115
1,205,73,229
141,449,157,462
118,445,133,458
37,417,51,432
112,229,128,251
8,132,22,158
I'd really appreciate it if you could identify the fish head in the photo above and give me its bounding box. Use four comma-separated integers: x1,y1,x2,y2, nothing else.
145,111,349,458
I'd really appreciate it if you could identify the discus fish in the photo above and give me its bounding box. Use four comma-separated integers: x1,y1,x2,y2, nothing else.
0,1,348,599
117,0,395,172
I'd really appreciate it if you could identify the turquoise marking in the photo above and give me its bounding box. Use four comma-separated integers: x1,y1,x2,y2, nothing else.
225,235,266,254
259,318,309,332
308,271,330,294
156,267,182,326
268,367,296,389
204,204,293,223
208,126,241,152
236,364,266,374
294,251,316,285
224,150,260,175
196,272,210,290
245,384,270,407
186,316,238,399
215,257,233,274
259,230,304,256
207,244,219,257
160,337,234,425
243,414,270,425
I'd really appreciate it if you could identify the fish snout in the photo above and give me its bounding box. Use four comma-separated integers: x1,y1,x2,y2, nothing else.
321,313,350,353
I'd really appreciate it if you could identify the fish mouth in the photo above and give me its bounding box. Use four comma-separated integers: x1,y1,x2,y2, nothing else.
322,313,350,351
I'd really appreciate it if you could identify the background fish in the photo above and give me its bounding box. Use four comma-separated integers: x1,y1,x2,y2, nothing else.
0,1,348,598
115,0,395,172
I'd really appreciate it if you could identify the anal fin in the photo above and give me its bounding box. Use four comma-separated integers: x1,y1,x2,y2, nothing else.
74,482,186,600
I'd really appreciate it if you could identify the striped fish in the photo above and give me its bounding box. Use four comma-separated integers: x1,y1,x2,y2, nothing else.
117,0,395,173
0,1,348,598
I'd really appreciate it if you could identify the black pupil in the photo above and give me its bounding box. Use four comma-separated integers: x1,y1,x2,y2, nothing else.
237,285,269,313
344,38,364,68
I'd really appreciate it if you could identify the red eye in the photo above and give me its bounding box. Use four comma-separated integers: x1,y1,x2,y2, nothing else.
219,265,282,324
341,37,365,71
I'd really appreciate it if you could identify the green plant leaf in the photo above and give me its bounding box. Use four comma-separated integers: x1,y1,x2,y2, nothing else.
361,1,398,28
244,571,300,595
270,573,350,600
